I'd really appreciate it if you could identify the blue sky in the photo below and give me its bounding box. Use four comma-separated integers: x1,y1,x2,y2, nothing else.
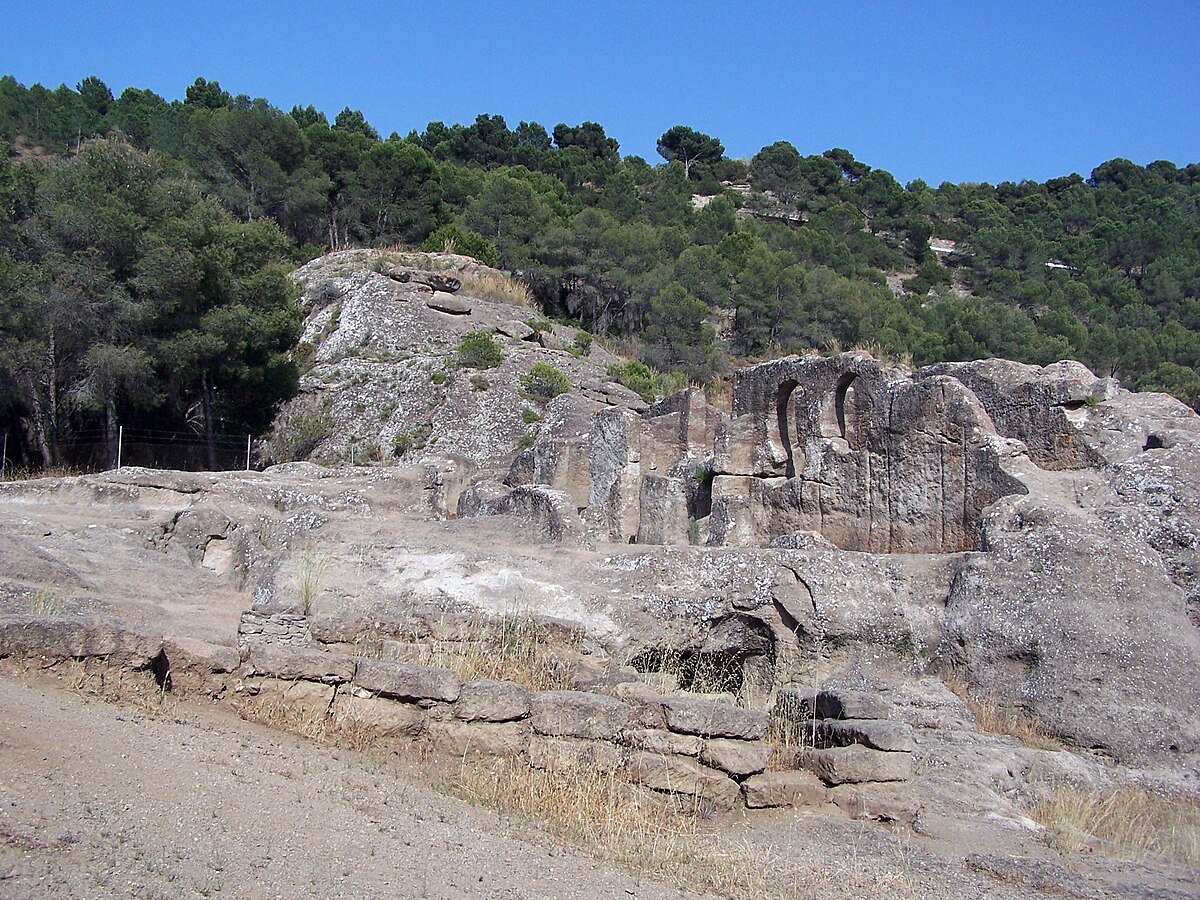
2,0,1196,185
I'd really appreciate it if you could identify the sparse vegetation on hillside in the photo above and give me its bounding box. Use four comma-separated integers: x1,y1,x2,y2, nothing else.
455,330,504,369
3,71,1199,472
521,362,570,401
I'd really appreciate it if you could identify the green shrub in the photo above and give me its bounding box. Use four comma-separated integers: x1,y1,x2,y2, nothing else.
421,224,500,268
392,425,431,457
471,374,490,391
521,407,542,424
522,362,570,401
456,330,504,369
431,371,449,386
269,406,333,462
516,432,536,451
607,361,656,401
572,329,593,355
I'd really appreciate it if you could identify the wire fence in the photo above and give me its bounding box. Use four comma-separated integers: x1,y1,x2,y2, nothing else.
1,427,255,479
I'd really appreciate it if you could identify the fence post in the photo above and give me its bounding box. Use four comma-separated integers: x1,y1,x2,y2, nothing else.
1,433,6,480
116,426,123,470
246,434,251,471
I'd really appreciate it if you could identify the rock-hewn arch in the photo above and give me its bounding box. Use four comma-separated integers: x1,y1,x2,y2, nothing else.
775,379,799,478
820,372,858,444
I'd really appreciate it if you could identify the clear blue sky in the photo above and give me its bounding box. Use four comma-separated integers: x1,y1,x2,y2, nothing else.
2,0,1196,185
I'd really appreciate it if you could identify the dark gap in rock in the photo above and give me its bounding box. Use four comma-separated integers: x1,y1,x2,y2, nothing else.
150,649,172,692
1144,434,1164,451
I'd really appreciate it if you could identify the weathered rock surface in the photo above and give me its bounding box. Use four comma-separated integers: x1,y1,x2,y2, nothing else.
626,751,742,810
699,738,772,777
528,735,625,773
797,746,913,785
660,697,768,740
741,771,826,809
354,659,461,702
427,720,528,757
454,679,530,722
815,719,914,753
0,615,162,668
332,694,426,738
244,645,356,684
529,691,632,740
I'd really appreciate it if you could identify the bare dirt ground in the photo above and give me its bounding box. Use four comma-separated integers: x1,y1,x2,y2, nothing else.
0,676,697,900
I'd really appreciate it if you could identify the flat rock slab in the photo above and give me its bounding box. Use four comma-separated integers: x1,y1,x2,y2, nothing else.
623,728,702,757
700,738,772,777
741,771,826,809
332,694,425,739
495,320,535,340
816,719,915,753
427,720,528,757
426,293,472,315
354,658,461,702
827,782,920,826
244,645,356,684
529,690,632,740
0,615,163,669
781,689,893,722
626,751,741,811
661,697,768,740
528,736,626,773
797,746,913,785
455,679,530,722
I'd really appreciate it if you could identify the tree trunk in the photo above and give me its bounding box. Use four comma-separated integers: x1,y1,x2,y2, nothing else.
201,369,218,471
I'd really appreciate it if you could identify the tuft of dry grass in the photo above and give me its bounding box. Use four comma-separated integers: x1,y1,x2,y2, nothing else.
942,671,1063,750
459,271,534,307
356,613,579,692
242,690,382,753
1029,784,1200,865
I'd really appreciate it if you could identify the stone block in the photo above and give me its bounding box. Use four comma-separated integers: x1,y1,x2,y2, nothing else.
333,694,425,739
528,736,625,773
354,658,461,702
454,679,530,722
816,719,914,753
626,752,741,811
797,746,913,785
661,697,768,740
622,728,702,756
529,690,632,740
427,721,528,757
0,615,163,669
741,771,826,809
700,738,772,777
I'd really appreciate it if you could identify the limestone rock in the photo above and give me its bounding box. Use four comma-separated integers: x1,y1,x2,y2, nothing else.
626,752,741,811
700,738,772,777
528,736,625,773
454,679,530,722
245,645,355,684
428,720,528,757
741,771,826,809
796,746,913,785
529,691,632,740
354,659,461,702
661,697,768,740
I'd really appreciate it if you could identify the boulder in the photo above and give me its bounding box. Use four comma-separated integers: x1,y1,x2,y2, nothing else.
661,697,768,740
354,658,461,702
796,746,913,785
529,691,632,740
815,719,914,753
741,771,826,809
700,738,773,777
495,320,535,340
427,720,528,757
245,645,355,684
626,752,741,811
454,679,530,722
333,694,425,739
0,615,163,669
528,736,625,773
827,783,920,826
425,293,472,315
163,637,241,675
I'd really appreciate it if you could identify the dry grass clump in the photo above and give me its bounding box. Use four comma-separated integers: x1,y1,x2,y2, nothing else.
358,614,579,692
942,671,1062,750
1029,784,1200,864
443,758,777,897
459,270,534,307
242,690,383,753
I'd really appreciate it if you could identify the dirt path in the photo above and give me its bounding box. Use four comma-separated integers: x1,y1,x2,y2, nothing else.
0,676,698,899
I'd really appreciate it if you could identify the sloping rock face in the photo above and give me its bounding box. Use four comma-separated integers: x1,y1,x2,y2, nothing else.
712,354,1027,552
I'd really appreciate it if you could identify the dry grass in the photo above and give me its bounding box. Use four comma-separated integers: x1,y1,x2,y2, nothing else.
1,464,87,481
356,613,579,692
27,584,70,617
442,757,921,899
242,690,383,753
942,671,1063,750
458,270,534,307
1029,784,1200,865
294,545,330,616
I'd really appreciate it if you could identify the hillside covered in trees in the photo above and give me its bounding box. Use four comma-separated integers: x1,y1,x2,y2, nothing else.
2,73,1199,468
